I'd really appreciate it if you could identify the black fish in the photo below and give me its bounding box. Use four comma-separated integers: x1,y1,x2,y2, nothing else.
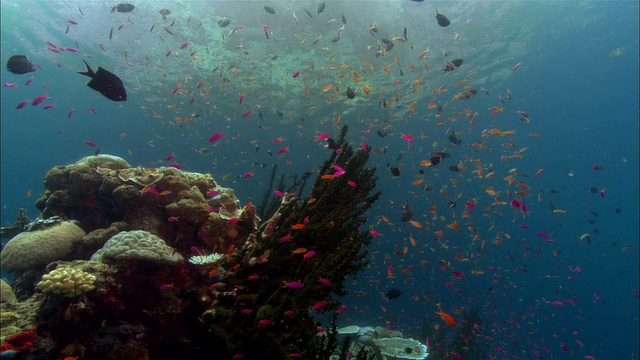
342,14,347,24
264,6,276,14
443,59,463,74
401,200,412,221
385,288,402,299
377,130,388,138
159,9,171,17
275,110,284,117
615,208,622,214
304,8,313,17
411,0,424,2
588,187,598,194
112,3,135,13
346,86,356,99
390,167,400,177
6,55,34,75
326,138,338,150
448,131,462,145
218,18,231,28
317,2,325,14
429,152,450,166
78,60,127,101
448,165,460,172
435,9,450,27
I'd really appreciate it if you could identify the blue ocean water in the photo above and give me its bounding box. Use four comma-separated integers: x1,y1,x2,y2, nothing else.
1,1,638,358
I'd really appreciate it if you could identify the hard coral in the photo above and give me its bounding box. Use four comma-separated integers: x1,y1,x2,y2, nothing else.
0,221,85,273
36,267,96,298
90,230,183,264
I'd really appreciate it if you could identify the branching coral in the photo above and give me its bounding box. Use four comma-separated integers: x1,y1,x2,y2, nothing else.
199,125,381,357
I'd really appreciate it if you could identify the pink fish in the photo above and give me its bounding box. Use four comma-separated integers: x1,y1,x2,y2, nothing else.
242,109,251,118
331,165,345,178
127,16,134,25
534,168,544,176
347,181,356,187
196,80,203,88
243,171,254,178
166,153,175,161
43,104,56,110
292,70,300,78
99,43,106,52
53,61,62,67
163,26,173,35
25,76,34,86
262,24,269,39
599,188,606,197
4,82,16,87
68,107,74,118
465,202,475,210
401,133,414,142
278,147,289,154
510,199,520,208
171,86,180,94
239,93,245,104
370,229,381,236
273,190,285,197
282,281,304,289
169,163,183,170
311,301,327,311
536,232,550,238
208,132,224,143
84,141,98,147
319,278,332,286
125,61,133,66
89,106,96,114
180,41,190,49
67,19,78,25
258,319,272,326
31,94,49,106
189,94,194,104
303,251,316,260
316,134,329,140
16,99,29,109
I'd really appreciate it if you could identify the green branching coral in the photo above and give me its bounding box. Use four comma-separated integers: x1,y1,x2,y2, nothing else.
201,124,380,357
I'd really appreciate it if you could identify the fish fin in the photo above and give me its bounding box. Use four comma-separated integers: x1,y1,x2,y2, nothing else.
77,60,94,78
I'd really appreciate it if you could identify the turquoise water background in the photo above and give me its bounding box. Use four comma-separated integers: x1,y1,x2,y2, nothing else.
2,1,638,358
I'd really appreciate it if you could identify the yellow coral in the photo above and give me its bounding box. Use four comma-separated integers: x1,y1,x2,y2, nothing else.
36,267,96,298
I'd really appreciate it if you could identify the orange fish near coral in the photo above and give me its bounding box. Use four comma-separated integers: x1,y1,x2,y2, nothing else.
436,310,456,327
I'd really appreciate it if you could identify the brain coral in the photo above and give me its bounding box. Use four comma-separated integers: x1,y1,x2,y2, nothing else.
36,267,96,298
0,221,86,273
90,230,183,264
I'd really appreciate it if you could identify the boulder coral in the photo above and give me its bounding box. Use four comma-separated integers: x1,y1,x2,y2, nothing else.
90,230,184,264
0,221,85,273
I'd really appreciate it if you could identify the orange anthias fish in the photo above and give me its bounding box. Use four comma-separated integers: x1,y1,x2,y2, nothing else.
436,310,456,327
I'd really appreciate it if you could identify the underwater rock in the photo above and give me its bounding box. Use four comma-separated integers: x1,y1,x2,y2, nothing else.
90,230,183,264
207,187,241,219
166,198,211,224
0,221,86,273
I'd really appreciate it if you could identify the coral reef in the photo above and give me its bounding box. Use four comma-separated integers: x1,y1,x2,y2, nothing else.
0,127,380,358
0,221,85,273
